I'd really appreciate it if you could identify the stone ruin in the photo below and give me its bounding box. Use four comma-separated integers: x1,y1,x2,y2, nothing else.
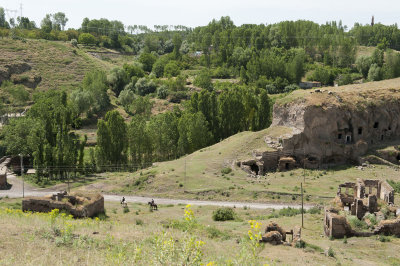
324,179,400,238
22,191,104,218
0,157,11,189
260,222,301,246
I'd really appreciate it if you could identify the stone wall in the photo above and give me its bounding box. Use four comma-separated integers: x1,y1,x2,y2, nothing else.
22,192,104,218
324,209,354,238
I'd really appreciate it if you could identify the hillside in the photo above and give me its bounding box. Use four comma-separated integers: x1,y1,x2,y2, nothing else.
78,78,400,204
0,39,123,91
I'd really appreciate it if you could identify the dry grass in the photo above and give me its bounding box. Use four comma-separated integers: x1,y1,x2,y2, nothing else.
276,77,400,106
0,38,124,91
0,198,399,265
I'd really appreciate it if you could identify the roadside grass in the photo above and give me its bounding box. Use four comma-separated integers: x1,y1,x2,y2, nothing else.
0,199,399,265
77,160,400,205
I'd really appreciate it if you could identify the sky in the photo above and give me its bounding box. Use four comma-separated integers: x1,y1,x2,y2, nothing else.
1,0,400,30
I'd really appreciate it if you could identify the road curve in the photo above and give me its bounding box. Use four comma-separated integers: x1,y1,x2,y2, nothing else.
1,174,313,210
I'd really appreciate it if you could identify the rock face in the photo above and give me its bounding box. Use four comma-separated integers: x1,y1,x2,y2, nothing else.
0,157,11,189
22,192,104,218
0,62,41,89
240,79,400,173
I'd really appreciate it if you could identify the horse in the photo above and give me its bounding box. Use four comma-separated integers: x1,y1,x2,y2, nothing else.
148,201,157,210
120,197,127,208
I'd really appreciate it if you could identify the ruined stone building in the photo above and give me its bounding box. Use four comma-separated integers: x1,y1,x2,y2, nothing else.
22,192,105,218
324,179,399,238
240,78,400,175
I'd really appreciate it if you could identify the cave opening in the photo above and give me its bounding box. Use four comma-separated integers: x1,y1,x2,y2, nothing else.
250,163,259,174
397,154,400,161
358,127,363,135
373,122,379,129
338,133,342,140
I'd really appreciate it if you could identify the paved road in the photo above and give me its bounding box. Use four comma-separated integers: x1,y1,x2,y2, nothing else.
1,174,313,210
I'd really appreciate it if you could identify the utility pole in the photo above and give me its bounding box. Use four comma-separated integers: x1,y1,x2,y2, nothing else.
20,154,24,198
184,158,187,192
301,182,304,228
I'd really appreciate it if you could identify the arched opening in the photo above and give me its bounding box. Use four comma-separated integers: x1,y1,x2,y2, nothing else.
250,163,259,174
396,154,400,161
373,122,379,129
346,135,351,143
381,135,384,141
358,127,363,135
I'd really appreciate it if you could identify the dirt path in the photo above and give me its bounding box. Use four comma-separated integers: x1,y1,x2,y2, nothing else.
0,175,314,210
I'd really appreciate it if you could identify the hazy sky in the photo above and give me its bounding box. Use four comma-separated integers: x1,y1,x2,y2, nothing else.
1,0,399,30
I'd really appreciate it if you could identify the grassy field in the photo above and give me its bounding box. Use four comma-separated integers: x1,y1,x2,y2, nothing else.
0,197,399,265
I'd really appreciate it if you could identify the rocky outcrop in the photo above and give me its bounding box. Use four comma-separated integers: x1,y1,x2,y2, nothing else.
240,79,400,173
0,62,41,88
22,192,104,218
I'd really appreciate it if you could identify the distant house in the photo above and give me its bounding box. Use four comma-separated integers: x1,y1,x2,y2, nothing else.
299,81,322,89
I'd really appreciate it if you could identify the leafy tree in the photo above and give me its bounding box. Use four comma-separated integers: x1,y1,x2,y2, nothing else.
70,89,92,115
129,96,153,118
0,8,9,28
53,12,68,30
40,14,53,33
118,88,135,108
173,33,182,59
194,69,213,91
139,52,157,72
107,67,129,96
258,91,271,129
135,77,157,96
368,63,381,81
128,115,153,167
356,56,373,78
178,112,212,155
78,33,96,45
82,70,109,114
164,61,180,77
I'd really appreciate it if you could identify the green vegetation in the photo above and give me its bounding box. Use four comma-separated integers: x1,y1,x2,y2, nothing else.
212,207,236,221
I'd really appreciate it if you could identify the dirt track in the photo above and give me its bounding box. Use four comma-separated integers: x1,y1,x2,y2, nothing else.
0,174,313,210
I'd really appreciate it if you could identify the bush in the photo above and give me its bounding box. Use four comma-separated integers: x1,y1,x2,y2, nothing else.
327,247,335,257
212,207,235,221
70,38,78,47
212,67,231,78
307,206,321,214
348,216,368,230
221,167,232,175
78,33,96,45
135,219,144,226
168,91,188,103
164,61,180,77
123,206,130,213
135,77,157,96
157,85,168,99
193,69,213,91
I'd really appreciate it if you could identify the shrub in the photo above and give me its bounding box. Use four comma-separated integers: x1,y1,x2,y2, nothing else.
212,207,235,221
221,167,232,175
78,33,96,45
278,207,303,217
308,206,321,214
157,85,168,99
70,38,78,47
168,91,188,103
123,206,130,213
164,61,180,77
135,77,157,96
348,216,368,230
135,219,144,226
327,247,335,257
